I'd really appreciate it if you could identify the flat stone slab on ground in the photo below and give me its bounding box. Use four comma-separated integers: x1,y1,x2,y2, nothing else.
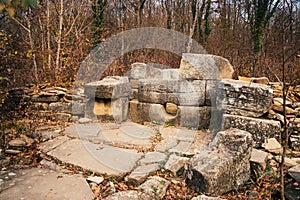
47,139,142,176
65,122,155,147
126,164,160,185
0,168,94,200
159,127,197,142
38,136,70,153
105,190,152,200
139,152,167,165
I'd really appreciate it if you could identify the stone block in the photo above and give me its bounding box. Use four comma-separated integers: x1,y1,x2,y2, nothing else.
94,98,129,123
138,79,206,106
49,102,71,112
164,154,189,174
179,53,234,80
84,76,131,99
216,79,273,117
178,106,211,129
129,100,177,125
222,114,281,146
55,113,71,122
187,129,253,196
129,63,162,79
250,149,268,170
32,94,60,103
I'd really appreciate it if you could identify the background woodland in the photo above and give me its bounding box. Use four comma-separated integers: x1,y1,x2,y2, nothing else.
0,0,299,88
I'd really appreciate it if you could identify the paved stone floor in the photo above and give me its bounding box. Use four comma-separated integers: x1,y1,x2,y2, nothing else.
0,121,212,199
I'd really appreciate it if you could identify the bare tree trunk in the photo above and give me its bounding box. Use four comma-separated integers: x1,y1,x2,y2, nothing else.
47,1,52,77
187,0,199,53
26,14,39,82
55,0,64,81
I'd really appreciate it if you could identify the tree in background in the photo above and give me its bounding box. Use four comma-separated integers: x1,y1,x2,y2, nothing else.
92,0,107,46
246,0,280,75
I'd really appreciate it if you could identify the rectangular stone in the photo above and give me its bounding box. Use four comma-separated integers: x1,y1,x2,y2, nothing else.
216,80,273,117
84,76,131,99
222,114,281,146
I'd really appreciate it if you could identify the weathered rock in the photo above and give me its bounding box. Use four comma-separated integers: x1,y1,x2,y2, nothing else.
55,113,71,122
139,152,167,165
273,97,293,106
217,79,273,117
32,94,60,103
164,154,189,174
272,104,296,115
166,103,178,115
78,117,92,124
178,106,211,129
162,69,180,80
105,190,152,200
288,164,300,183
138,79,206,106
250,149,268,170
0,168,95,200
262,138,282,154
187,129,253,196
222,114,281,146
138,176,170,199
49,102,71,112
275,156,298,167
154,139,178,152
179,53,234,80
84,76,131,99
129,63,162,80
129,100,177,125
126,164,160,185
93,98,129,122
238,76,270,85
168,141,194,156
290,135,300,151
8,139,26,147
47,140,142,176
86,176,104,184
71,102,85,115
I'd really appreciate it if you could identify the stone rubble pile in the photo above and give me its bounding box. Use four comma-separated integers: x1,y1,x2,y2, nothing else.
0,84,86,122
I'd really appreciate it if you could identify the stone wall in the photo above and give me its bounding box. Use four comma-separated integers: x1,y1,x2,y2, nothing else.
1,53,300,148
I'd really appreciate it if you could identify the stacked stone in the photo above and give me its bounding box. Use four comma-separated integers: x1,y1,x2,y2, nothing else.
0,84,86,122
268,83,300,151
129,53,234,130
84,76,131,123
217,79,281,146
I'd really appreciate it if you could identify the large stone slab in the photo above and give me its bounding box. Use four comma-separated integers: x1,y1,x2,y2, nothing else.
84,76,131,99
0,168,94,200
179,53,234,80
138,79,206,106
47,139,142,176
222,114,281,146
217,79,273,117
187,129,253,196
